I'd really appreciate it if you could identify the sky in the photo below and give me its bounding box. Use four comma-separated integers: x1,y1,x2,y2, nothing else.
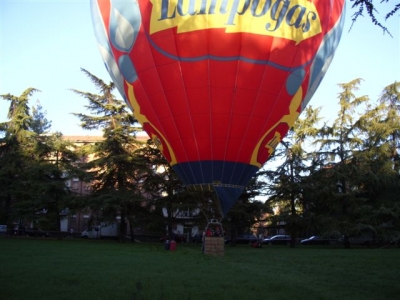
1,0,399,137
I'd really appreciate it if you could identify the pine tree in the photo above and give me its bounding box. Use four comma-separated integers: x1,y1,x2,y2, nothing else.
264,106,322,247
316,78,369,247
31,100,52,134
30,132,82,237
351,82,400,243
0,88,39,230
71,69,147,241
378,81,400,171
224,177,268,246
135,139,202,241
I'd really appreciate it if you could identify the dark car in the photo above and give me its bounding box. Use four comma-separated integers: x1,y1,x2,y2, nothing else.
339,235,380,246
13,226,50,237
225,235,260,245
300,235,331,245
262,235,291,245
0,225,7,235
13,225,27,236
26,228,51,237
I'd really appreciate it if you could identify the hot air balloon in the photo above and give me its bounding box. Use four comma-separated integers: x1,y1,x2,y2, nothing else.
91,0,346,218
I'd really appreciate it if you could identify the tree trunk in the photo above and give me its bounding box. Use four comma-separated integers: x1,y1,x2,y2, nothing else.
128,219,135,243
289,153,296,248
119,212,126,242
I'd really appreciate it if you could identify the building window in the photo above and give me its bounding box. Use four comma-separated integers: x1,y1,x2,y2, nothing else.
72,182,79,190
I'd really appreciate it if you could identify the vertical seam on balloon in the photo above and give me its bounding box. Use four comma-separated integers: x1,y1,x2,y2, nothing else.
206,15,214,186
156,28,197,184
227,10,265,186
229,30,274,184
173,28,204,185
224,30,244,186
139,30,192,183
207,14,213,187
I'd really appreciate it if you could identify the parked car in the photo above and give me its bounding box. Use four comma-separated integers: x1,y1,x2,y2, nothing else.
82,224,118,239
0,225,7,235
25,228,51,237
262,235,291,245
81,229,97,239
339,235,380,246
13,225,27,236
225,235,260,245
300,235,331,245
11,225,50,237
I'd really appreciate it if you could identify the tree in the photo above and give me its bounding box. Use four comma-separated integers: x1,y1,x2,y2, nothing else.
135,139,204,241
31,100,52,134
281,81,400,246
71,69,148,242
1,88,82,237
0,88,38,144
224,179,269,246
378,81,400,171
0,88,39,230
29,132,82,238
315,79,369,247
264,106,322,247
350,82,400,243
350,0,400,35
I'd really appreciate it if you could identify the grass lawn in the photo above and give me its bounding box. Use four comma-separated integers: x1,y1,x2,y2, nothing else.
0,237,399,300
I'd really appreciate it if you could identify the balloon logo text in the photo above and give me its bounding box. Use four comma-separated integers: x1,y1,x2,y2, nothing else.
151,0,322,43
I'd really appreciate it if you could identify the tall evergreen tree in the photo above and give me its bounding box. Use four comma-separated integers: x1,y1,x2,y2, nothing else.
264,106,322,247
31,100,52,134
378,81,400,171
0,88,39,229
1,88,38,144
1,88,81,236
350,82,400,243
71,69,147,241
316,78,369,247
30,132,81,237
135,139,204,241
224,175,269,246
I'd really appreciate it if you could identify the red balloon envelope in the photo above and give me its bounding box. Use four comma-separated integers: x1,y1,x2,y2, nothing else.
91,0,345,216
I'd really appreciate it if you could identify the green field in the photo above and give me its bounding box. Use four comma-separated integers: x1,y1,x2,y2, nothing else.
1,237,399,300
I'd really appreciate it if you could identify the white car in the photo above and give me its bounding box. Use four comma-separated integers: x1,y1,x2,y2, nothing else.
262,235,291,245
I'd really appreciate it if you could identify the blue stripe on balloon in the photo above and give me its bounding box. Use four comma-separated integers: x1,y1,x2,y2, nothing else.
119,54,138,83
172,160,258,187
172,160,258,216
214,186,244,217
145,32,313,72
286,68,305,96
